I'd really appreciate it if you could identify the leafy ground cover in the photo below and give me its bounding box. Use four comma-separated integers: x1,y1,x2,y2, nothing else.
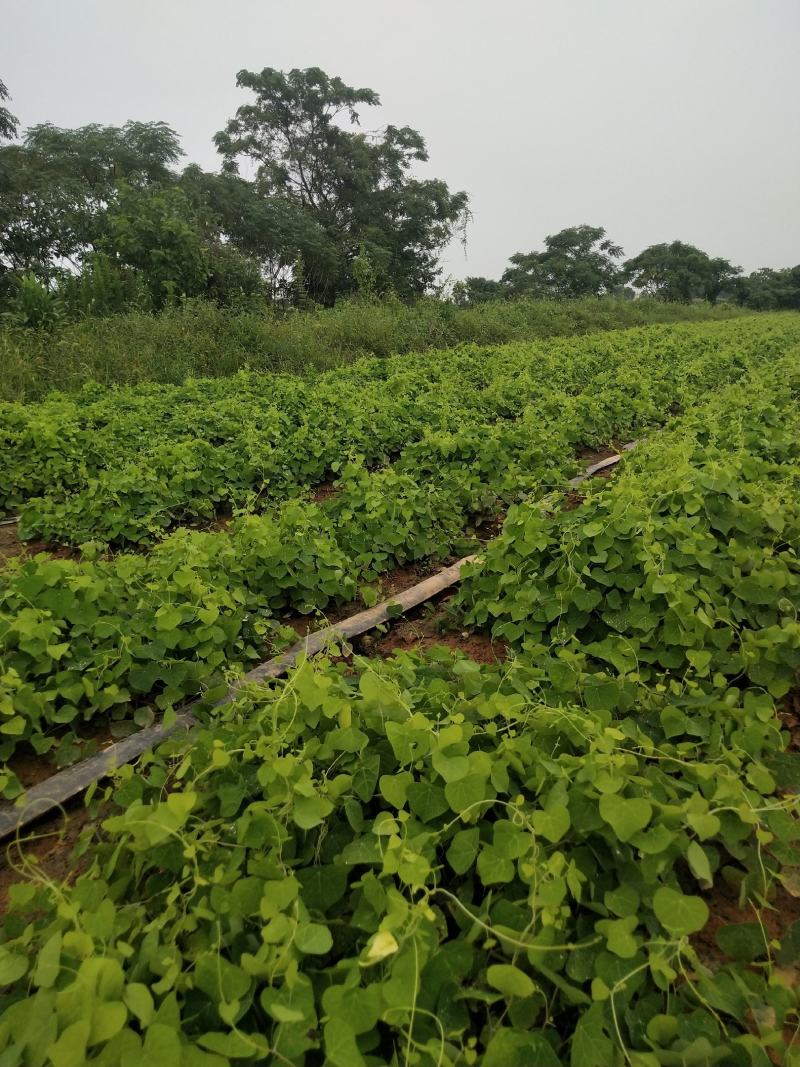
4,316,791,546
1,318,798,790
1,316,800,1065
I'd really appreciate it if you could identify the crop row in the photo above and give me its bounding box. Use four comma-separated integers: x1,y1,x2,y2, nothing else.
3,321,796,791
5,315,800,546
458,352,800,699
1,344,799,1064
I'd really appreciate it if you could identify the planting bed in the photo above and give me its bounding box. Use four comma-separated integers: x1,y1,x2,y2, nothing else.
2,315,800,1066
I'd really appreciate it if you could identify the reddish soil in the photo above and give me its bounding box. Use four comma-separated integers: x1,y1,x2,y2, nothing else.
309,482,340,505
474,511,507,542
779,690,800,752
693,880,800,968
563,489,585,512
0,521,80,564
563,459,619,511
283,558,455,640
363,604,507,664
692,879,800,1061
203,512,233,534
576,444,622,464
0,798,98,915
8,719,120,790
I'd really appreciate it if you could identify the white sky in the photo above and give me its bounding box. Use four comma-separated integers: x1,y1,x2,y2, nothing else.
3,0,799,281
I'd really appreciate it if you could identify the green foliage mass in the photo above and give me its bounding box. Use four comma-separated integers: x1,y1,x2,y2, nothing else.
1,318,800,1065
3,316,780,544
622,241,741,305
1,316,799,783
0,65,469,318
0,628,798,1062
215,66,470,303
502,225,624,299
459,352,800,698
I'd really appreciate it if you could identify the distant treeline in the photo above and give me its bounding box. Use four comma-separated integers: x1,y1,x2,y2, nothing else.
454,227,800,311
1,69,797,330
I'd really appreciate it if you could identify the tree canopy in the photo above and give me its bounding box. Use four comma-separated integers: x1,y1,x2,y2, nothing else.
0,78,17,142
215,66,469,302
0,66,794,324
0,67,469,315
732,265,800,311
502,225,623,299
0,121,185,281
622,241,740,304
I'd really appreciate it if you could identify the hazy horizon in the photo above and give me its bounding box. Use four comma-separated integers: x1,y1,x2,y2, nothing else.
4,0,798,282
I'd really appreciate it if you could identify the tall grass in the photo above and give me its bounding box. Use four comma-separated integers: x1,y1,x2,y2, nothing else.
0,295,748,401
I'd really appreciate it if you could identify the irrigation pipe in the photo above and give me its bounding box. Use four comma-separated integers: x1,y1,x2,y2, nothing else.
0,445,634,840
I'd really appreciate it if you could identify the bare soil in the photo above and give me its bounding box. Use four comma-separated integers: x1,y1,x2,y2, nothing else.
778,690,800,752
360,595,507,664
0,520,80,564
308,482,339,505
0,798,98,915
576,443,623,464
692,879,800,1061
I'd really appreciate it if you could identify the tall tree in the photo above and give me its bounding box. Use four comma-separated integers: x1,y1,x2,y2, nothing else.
502,225,623,299
215,66,469,302
0,78,18,141
623,241,740,304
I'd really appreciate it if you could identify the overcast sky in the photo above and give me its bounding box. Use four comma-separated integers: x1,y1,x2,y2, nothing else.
3,0,799,280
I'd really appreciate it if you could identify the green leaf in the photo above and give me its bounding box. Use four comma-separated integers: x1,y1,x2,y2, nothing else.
33,931,61,988
486,964,537,998
571,1003,613,1067
599,794,652,842
198,1029,268,1058
687,811,720,840
406,779,448,822
49,1020,91,1067
446,828,480,875
597,915,639,959
294,922,333,955
777,919,800,965
686,840,712,885
531,803,570,844
297,864,348,912
324,1019,366,1067
444,773,486,814
484,1028,561,1067
715,922,767,962
0,948,28,985
124,982,155,1026
89,1001,127,1045
293,793,334,829
604,885,639,919
379,771,413,809
653,887,709,936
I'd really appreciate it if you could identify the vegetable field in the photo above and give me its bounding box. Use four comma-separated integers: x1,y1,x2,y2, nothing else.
2,313,800,1065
